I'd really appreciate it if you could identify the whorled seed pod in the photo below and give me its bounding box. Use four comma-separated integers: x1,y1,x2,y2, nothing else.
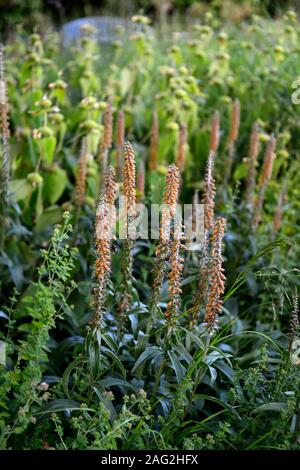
289,289,299,352
176,123,187,173
204,217,227,332
253,134,276,228
245,121,260,208
74,138,88,207
137,160,145,203
210,110,220,153
115,110,124,179
148,109,159,171
202,151,216,233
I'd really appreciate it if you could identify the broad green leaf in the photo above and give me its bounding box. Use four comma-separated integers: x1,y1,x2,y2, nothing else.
39,136,57,163
34,399,85,415
35,206,63,232
9,179,33,201
132,346,163,375
43,168,68,204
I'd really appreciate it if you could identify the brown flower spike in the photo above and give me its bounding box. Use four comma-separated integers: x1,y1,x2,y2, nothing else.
176,123,187,173
205,217,227,331
91,166,116,328
116,109,124,179
253,134,276,228
149,109,159,171
202,151,216,233
118,141,136,318
74,138,88,207
98,98,113,173
151,164,180,317
165,220,184,323
210,110,220,153
246,121,260,208
224,98,240,185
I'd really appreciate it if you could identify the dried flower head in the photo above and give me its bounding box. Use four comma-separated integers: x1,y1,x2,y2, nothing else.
210,110,220,153
149,109,159,171
176,123,187,173
74,138,88,206
103,98,113,150
246,121,260,207
204,217,227,332
202,151,216,232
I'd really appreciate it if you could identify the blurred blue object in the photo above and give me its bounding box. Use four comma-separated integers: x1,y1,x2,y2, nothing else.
62,16,152,44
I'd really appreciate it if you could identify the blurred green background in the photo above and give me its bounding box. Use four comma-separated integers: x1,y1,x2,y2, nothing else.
0,0,299,39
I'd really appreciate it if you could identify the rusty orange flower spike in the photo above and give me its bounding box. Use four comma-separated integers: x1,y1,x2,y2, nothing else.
74,138,88,207
149,109,159,171
165,219,184,323
90,192,114,328
246,121,260,208
0,43,10,201
202,151,216,233
118,141,137,318
204,217,227,332
210,110,220,153
137,160,145,203
151,164,180,318
98,98,113,170
253,134,276,228
228,98,240,147
176,123,187,173
123,140,136,213
104,165,117,206
116,110,124,179
224,98,240,186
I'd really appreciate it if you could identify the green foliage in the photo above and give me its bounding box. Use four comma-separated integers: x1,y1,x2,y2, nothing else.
0,10,300,451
